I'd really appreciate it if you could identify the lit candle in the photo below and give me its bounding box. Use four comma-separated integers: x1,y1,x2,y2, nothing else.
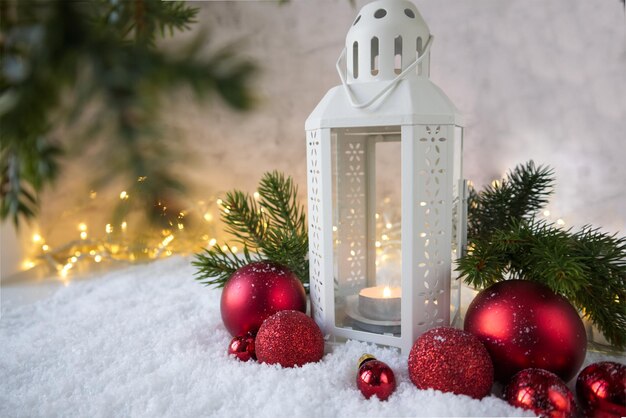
358,286,401,321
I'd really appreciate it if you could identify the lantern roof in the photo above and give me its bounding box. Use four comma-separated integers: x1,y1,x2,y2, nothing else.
305,76,463,130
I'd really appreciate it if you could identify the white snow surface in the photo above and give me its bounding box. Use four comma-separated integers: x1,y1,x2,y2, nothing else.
0,257,616,417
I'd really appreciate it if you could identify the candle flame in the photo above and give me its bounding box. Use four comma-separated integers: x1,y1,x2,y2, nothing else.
383,286,391,298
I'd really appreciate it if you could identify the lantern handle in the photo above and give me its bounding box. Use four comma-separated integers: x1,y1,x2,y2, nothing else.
336,35,433,109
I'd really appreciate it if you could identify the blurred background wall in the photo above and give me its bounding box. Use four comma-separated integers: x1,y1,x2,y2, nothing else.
14,0,625,273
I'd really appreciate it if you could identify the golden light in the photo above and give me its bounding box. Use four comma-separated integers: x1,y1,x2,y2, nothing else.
119,191,129,200
42,244,50,252
382,234,389,241
216,198,223,206
89,250,96,256
385,223,393,229
332,226,338,232
89,190,97,199
78,223,87,232
557,218,565,226
232,246,238,254
80,231,88,240
543,210,551,217
22,260,35,270
105,224,113,234
375,241,381,248
221,245,228,251
383,286,391,298
209,238,217,247
203,212,213,222
177,223,184,230
161,235,174,247
32,233,42,243
94,255,102,263
491,179,501,188
375,213,380,219
253,191,260,200
70,256,78,263
121,221,128,231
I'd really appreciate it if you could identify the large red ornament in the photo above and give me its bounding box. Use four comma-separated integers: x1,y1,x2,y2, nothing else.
227,334,256,362
356,354,396,401
408,327,494,399
220,261,307,336
504,369,576,418
576,362,626,418
255,310,324,367
464,280,586,382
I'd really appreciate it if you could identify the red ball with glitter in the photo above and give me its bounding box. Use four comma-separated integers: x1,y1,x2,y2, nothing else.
356,354,396,401
576,362,626,418
464,280,586,382
408,327,494,399
255,310,324,367
220,261,307,336
504,368,576,418
227,333,256,362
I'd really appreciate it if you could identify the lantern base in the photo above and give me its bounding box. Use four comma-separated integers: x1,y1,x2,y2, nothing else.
345,295,401,335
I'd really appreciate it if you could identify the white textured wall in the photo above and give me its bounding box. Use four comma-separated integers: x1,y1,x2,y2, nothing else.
38,0,626,248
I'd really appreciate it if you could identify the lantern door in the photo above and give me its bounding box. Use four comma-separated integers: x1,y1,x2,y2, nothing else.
330,126,403,341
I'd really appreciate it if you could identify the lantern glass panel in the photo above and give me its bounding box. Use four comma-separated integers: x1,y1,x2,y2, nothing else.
331,126,402,336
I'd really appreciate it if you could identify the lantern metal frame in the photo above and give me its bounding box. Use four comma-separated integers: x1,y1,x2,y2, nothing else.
305,0,467,353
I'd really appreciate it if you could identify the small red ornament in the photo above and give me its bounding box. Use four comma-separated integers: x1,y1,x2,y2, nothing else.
408,327,494,399
504,369,576,418
464,280,586,382
220,261,307,336
576,362,626,418
227,333,256,362
356,354,396,401
255,310,324,367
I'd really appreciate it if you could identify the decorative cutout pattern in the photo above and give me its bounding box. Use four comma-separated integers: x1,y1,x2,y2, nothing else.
307,130,324,322
415,125,450,331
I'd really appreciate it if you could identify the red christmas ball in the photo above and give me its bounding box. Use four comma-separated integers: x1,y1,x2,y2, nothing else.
227,333,256,362
504,369,576,418
464,280,586,382
220,261,307,336
576,362,626,418
408,327,494,399
356,355,396,401
255,310,324,367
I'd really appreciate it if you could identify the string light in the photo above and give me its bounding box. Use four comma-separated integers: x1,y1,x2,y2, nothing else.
203,212,213,222
33,234,42,243
543,210,551,217
121,221,127,231
105,224,113,234
42,244,50,251
78,223,87,232
557,218,565,226
209,238,217,247
80,231,87,240
253,191,260,200
119,191,129,200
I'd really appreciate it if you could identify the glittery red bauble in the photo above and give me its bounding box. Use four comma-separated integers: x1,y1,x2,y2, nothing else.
464,280,586,382
408,327,494,399
504,369,576,418
227,334,256,362
356,356,396,401
576,362,626,418
220,261,307,336
255,310,324,367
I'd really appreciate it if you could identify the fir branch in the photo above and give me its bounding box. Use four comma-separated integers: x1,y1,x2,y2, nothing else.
459,166,626,348
193,171,309,290
192,243,256,288
468,161,555,242
221,190,268,249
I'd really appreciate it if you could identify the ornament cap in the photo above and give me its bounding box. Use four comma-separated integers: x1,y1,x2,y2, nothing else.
358,353,377,369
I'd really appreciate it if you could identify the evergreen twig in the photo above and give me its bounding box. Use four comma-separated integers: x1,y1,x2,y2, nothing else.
459,161,626,348
193,171,309,290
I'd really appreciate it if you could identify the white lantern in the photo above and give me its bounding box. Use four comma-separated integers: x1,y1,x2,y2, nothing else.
305,0,467,353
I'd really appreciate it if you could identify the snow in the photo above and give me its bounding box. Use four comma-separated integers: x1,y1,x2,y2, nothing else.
0,256,618,417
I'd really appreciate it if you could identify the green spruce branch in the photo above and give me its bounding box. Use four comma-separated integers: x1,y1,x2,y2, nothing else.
193,171,309,289
458,161,626,348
